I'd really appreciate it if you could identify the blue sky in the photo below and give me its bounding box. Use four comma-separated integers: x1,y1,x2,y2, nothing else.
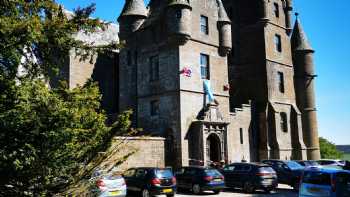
58,0,350,145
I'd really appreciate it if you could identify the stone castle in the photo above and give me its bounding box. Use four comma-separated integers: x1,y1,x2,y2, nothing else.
63,0,321,168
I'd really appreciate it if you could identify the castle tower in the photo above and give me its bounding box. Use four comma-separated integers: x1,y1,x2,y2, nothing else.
166,0,192,44
223,0,307,161
217,0,232,56
117,0,148,41
291,14,321,160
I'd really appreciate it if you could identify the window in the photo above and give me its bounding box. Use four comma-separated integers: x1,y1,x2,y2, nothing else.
280,112,288,132
149,56,159,81
273,3,280,18
151,100,160,116
278,72,285,93
200,54,209,79
200,15,209,34
274,34,282,52
175,10,182,19
240,128,244,144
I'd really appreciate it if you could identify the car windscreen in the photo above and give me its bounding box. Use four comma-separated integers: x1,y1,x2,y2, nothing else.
155,169,173,178
258,167,275,173
204,169,222,176
286,161,304,170
303,171,331,186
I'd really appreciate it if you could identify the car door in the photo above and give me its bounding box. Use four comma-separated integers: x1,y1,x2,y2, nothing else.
278,163,292,184
232,164,244,187
174,168,186,188
222,165,235,187
134,168,147,191
123,168,137,191
336,172,350,197
183,168,196,188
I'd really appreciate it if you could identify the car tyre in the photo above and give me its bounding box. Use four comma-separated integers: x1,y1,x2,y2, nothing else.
192,184,201,195
213,190,221,194
243,182,255,193
264,188,273,194
166,194,175,197
141,189,151,197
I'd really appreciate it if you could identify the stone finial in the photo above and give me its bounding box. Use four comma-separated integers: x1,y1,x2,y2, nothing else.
291,15,314,52
118,0,148,21
217,0,231,23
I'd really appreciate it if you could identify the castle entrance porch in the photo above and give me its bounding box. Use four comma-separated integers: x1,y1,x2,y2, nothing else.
188,104,229,166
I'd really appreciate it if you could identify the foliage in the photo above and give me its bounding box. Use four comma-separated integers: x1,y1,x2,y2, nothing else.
319,137,344,159
0,0,130,196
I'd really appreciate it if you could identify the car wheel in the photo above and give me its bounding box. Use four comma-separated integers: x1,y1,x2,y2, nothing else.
243,182,255,193
213,190,221,194
166,194,175,197
264,188,273,194
141,189,151,197
192,184,201,194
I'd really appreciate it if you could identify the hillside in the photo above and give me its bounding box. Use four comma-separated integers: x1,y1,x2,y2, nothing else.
336,145,350,153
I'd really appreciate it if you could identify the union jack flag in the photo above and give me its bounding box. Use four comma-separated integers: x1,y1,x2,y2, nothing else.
180,67,192,77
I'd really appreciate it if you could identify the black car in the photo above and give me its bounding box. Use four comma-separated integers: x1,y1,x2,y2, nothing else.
174,166,225,194
221,163,278,193
262,160,304,190
123,167,176,197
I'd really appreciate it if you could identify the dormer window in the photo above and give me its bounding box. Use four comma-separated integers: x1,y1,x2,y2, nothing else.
200,15,209,35
273,3,280,18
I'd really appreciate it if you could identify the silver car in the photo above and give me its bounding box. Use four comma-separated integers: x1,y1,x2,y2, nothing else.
91,170,127,197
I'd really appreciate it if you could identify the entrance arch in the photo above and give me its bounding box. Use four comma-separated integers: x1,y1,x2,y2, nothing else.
207,134,222,163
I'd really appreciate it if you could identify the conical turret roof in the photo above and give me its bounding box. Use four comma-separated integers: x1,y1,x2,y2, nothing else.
118,0,148,21
291,15,314,52
167,0,192,9
217,0,231,23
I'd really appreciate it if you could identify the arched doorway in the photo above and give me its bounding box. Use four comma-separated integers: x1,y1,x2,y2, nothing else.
207,134,222,162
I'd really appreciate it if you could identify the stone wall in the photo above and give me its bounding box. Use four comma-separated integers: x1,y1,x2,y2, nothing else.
98,137,166,172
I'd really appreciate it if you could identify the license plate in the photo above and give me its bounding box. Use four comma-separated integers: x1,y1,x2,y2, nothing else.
109,191,121,196
163,189,173,193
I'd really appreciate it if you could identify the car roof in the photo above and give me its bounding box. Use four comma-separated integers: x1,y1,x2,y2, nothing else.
181,166,215,170
305,167,350,174
229,162,270,167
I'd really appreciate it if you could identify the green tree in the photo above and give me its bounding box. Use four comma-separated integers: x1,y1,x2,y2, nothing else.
0,1,130,196
319,137,343,159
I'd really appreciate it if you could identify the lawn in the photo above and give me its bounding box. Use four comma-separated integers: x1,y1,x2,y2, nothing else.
343,153,350,161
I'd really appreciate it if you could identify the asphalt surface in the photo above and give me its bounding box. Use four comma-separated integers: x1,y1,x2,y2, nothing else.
169,185,297,197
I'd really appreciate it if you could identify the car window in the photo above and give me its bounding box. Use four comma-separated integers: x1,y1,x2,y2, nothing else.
243,165,252,172
124,169,136,178
135,169,146,178
184,168,196,176
258,167,275,173
224,165,235,172
205,169,222,176
155,169,173,178
303,171,331,186
233,165,243,172
175,168,185,176
286,161,304,170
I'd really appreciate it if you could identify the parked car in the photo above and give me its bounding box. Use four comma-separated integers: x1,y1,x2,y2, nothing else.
174,166,225,194
123,167,176,197
262,160,304,190
90,170,127,197
317,159,346,168
221,162,278,193
299,167,350,197
296,160,320,167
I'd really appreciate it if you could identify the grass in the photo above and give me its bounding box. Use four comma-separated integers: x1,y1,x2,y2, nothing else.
343,153,350,161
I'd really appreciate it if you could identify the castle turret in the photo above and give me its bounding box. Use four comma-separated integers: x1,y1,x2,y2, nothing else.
217,0,232,56
284,0,293,35
291,14,321,160
260,0,269,22
117,0,148,41
166,0,192,44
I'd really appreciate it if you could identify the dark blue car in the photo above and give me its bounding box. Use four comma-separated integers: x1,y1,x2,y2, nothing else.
174,166,225,194
262,160,305,190
123,167,176,197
